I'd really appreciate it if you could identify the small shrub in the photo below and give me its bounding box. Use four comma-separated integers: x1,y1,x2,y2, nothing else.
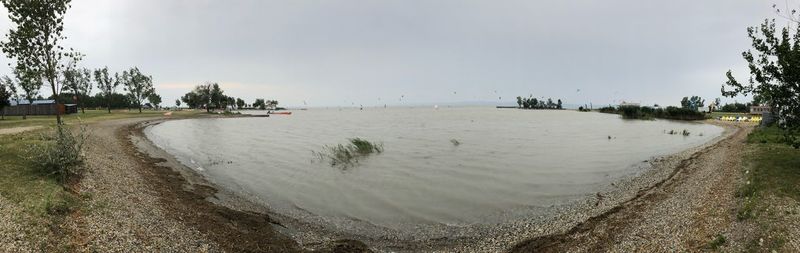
27,124,88,184
314,138,383,168
682,129,691,136
450,139,461,146
597,106,617,114
44,191,80,215
707,234,727,249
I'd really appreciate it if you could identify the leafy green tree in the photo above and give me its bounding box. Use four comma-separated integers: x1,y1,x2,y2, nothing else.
516,96,522,108
0,78,10,119
0,0,82,124
62,67,92,113
723,16,800,147
181,83,222,112
253,98,266,110
236,98,245,109
11,68,42,119
148,92,161,109
557,99,563,109
680,96,705,111
209,83,224,110
94,67,120,113
120,67,154,113
175,99,181,108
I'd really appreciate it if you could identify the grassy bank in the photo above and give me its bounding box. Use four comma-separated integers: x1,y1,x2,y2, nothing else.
0,109,206,250
736,126,800,251
0,129,79,250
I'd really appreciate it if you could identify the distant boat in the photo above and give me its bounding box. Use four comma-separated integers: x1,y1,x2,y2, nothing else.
269,111,292,115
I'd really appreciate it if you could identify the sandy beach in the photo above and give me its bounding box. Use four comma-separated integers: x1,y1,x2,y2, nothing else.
43,116,756,252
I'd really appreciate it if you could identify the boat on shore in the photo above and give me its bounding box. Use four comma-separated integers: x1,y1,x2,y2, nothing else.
268,111,292,115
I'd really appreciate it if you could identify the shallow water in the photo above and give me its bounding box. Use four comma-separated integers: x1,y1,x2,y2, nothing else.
145,107,722,230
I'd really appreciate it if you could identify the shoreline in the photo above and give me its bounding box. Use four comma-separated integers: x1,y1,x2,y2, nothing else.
124,116,740,252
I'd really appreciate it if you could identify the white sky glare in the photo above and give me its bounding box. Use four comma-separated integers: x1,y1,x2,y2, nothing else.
0,1,781,107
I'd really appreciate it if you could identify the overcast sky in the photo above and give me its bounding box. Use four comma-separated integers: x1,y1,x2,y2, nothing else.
0,1,784,107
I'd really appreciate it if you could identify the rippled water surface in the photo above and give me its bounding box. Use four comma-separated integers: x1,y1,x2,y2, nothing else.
145,107,722,229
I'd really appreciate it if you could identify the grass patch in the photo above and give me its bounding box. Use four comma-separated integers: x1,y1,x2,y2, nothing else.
745,127,800,201
706,234,727,250
314,138,384,168
734,126,800,251
0,129,78,250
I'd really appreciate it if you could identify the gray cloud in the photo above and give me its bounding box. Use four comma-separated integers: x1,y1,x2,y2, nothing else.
0,0,778,107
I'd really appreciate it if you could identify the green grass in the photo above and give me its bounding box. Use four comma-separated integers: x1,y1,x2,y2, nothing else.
707,234,727,250
314,138,384,168
736,126,800,252
0,109,207,250
744,127,800,201
0,129,77,250
0,109,204,129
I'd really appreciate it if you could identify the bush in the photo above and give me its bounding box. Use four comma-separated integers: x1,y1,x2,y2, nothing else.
661,106,706,120
28,124,88,184
719,102,749,113
619,105,655,120
314,138,383,168
597,106,617,113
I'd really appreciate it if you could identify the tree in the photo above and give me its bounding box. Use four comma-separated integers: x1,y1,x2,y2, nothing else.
236,98,245,109
175,99,181,108
209,83,224,110
62,67,92,113
516,96,522,108
120,67,154,113
11,68,42,119
181,83,221,112
253,98,266,110
1,0,82,125
94,67,119,113
723,16,800,147
680,96,705,111
0,78,10,120
148,92,161,109
557,99,563,109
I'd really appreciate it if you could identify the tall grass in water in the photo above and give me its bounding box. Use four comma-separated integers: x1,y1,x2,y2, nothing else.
314,138,383,168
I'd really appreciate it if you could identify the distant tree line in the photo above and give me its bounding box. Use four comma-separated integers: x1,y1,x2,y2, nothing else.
516,96,563,109
1,66,163,117
718,102,750,113
597,96,707,120
180,83,280,112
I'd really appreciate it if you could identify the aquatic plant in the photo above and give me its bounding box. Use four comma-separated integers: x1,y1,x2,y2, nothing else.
314,138,383,168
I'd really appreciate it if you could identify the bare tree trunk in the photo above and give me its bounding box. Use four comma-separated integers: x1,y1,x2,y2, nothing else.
50,81,62,125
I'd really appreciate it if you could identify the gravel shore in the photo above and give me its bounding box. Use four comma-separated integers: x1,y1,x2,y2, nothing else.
66,118,219,252
50,117,758,252
0,194,37,252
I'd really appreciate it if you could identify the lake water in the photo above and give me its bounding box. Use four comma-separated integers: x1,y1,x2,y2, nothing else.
145,107,722,231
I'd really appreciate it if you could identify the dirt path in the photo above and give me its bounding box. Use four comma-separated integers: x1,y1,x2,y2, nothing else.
511,123,751,252
0,126,41,135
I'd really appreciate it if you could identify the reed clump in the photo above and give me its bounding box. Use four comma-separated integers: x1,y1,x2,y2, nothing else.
314,138,383,168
